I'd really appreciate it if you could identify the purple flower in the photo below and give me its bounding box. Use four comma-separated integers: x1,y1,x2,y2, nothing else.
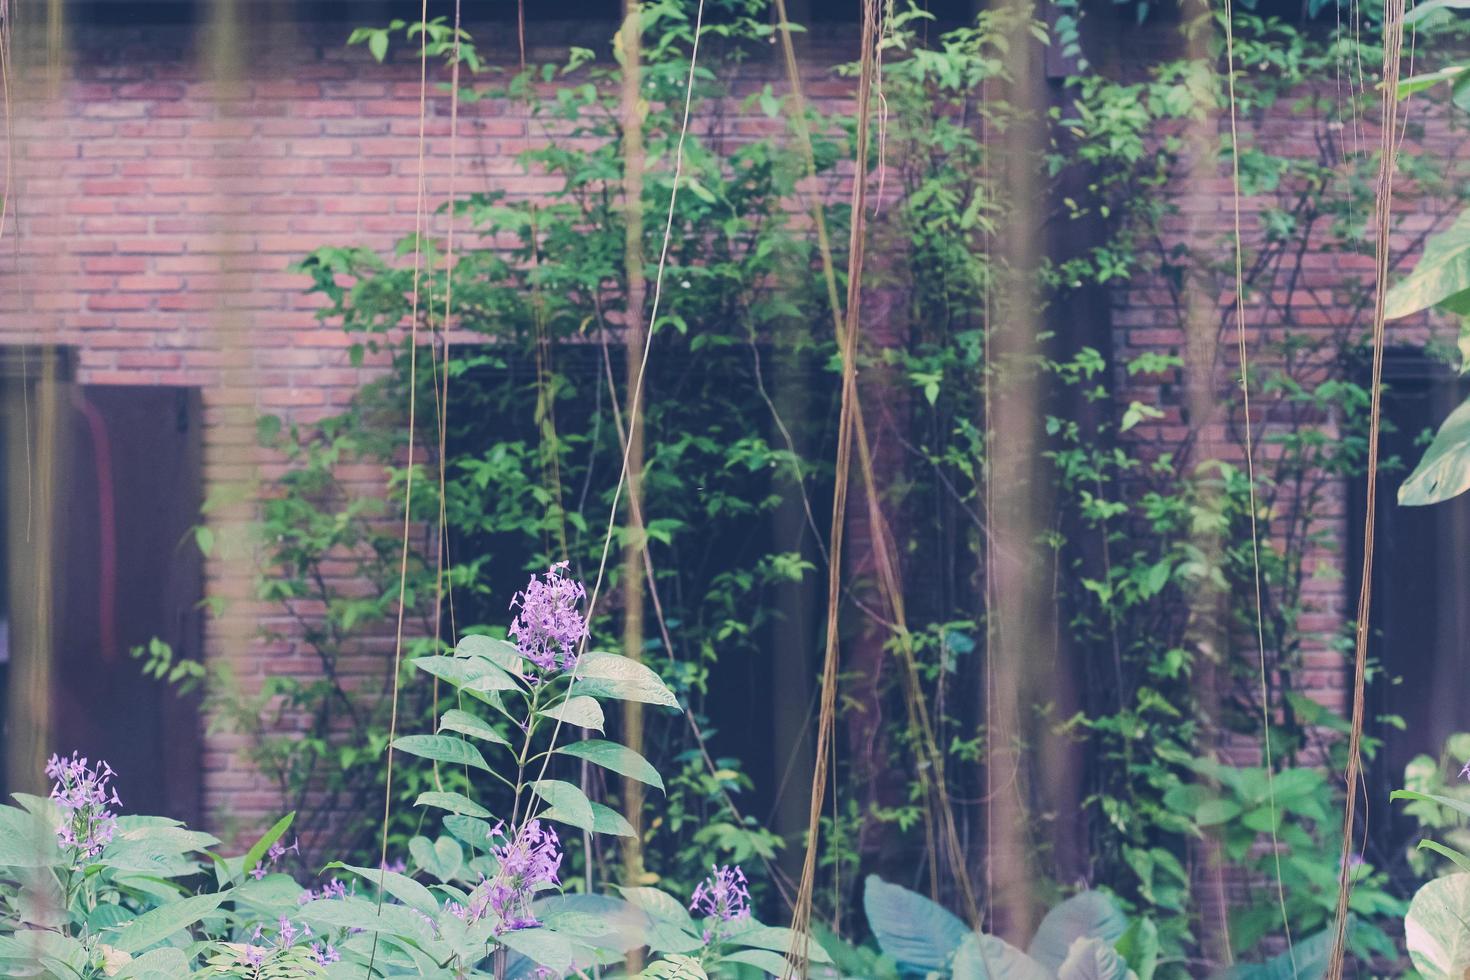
691,865,751,941
250,834,298,880
1459,759,1470,781
486,820,562,932
508,563,587,676
299,877,349,904
46,753,120,860
310,942,340,964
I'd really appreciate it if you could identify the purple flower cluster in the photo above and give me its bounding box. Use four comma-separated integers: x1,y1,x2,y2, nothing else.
485,820,562,932
298,877,349,904
691,865,751,942
46,753,120,859
508,562,587,676
250,835,300,880
242,915,339,968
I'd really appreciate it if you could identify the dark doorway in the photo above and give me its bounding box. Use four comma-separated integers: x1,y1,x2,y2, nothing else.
1354,349,1470,860
2,351,205,825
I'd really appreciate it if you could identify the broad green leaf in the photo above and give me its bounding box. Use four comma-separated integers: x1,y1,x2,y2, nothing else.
111,891,228,953
0,804,61,868
590,801,636,837
620,886,698,931
456,633,525,674
439,708,512,748
1056,937,1134,980
1404,0,1470,25
112,946,192,980
732,923,833,964
952,934,1051,980
1393,789,1470,820
367,29,388,63
574,651,680,708
415,791,491,818
1028,891,1128,972
541,695,605,732
239,811,295,882
1214,925,1335,979
1417,838,1470,873
531,779,596,833
719,947,791,975
391,734,492,772
500,927,578,972
409,835,463,883
412,655,520,695
862,875,969,976
1115,917,1159,980
327,862,439,913
1400,398,1470,506
443,813,496,848
297,895,434,943
1385,210,1470,320
639,954,709,979
555,739,664,792
1408,873,1470,979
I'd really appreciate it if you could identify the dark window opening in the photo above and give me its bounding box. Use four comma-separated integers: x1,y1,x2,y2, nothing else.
1355,348,1470,865
1,348,205,826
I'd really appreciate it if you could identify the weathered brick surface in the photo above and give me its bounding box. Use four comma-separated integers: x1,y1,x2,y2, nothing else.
0,19,865,840
2,15,1459,840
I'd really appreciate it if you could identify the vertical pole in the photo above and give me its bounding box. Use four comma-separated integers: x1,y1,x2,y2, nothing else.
618,4,648,975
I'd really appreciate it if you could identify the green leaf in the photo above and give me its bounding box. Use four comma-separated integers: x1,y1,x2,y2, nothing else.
415,791,491,818
1195,799,1241,827
730,923,833,964
112,947,192,980
590,801,636,837
326,862,439,913
952,934,1052,980
530,778,596,833
1399,397,1470,505
541,695,605,732
392,734,492,772
413,655,520,695
368,30,389,63
1057,937,1133,980
1408,873,1470,979
239,811,295,882
409,835,463,883
439,708,512,748
1403,0,1470,26
718,948,791,975
1115,917,1159,980
501,927,579,973
1214,925,1335,979
639,954,709,979
455,634,525,675
862,875,969,976
1028,891,1128,973
619,886,697,931
1386,209,1470,320
1393,789,1470,820
555,739,664,792
1417,839,1470,873
111,891,228,953
573,651,680,708
443,813,495,847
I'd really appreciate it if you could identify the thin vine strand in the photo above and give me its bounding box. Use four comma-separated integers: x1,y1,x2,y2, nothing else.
1220,0,1296,970
369,0,431,969
1327,0,1405,968
782,0,878,972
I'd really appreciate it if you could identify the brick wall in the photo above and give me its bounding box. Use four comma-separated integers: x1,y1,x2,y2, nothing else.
0,14,866,839
2,11,1459,841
